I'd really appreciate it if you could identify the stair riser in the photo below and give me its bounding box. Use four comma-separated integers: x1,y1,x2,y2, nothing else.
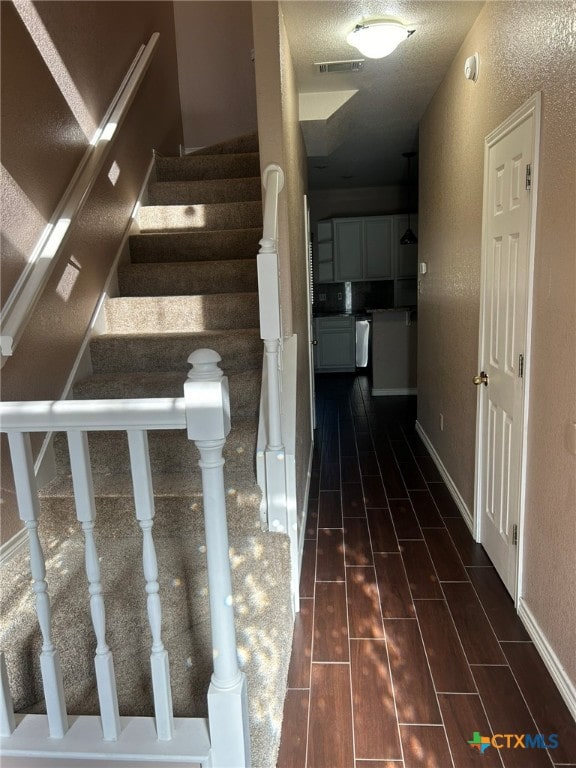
138,201,262,233
128,229,261,264
103,294,259,334
148,178,261,206
118,260,258,297
90,333,262,375
190,132,259,155
155,153,260,182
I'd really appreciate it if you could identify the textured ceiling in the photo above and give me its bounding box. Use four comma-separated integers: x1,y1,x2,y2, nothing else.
280,1,485,189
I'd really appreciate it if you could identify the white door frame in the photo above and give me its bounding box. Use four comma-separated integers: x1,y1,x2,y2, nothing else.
304,194,316,433
474,92,541,605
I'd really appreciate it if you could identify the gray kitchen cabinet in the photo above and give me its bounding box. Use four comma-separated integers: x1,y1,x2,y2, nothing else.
315,215,418,294
334,219,364,280
333,217,394,281
314,315,356,371
316,220,334,283
333,216,397,281
364,217,394,278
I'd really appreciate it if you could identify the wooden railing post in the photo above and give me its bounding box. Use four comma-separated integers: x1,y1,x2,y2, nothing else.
184,349,250,768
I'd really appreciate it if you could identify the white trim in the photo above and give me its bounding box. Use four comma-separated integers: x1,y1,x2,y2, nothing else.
1,714,210,764
415,420,474,532
474,92,541,603
280,334,300,614
0,34,159,362
517,598,576,722
0,528,28,566
295,437,315,615
372,387,417,397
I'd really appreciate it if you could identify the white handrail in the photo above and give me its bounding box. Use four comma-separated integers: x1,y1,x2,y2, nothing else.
0,397,186,432
0,33,160,363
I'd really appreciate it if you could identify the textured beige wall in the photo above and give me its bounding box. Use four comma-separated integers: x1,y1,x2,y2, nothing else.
419,1,576,683
1,1,183,543
173,1,258,149
252,1,313,526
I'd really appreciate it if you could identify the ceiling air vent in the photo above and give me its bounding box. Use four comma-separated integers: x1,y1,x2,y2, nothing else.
315,59,364,74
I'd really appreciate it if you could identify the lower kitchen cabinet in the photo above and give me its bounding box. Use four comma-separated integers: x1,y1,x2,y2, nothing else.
314,316,356,372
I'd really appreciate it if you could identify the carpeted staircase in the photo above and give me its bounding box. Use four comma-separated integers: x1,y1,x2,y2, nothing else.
0,133,293,767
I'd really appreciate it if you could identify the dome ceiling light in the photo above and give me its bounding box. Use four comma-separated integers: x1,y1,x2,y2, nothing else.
346,19,414,59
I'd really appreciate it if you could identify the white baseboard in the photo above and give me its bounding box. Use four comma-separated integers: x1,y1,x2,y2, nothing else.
517,598,576,721
414,420,474,531
294,438,315,614
372,387,417,396
415,421,576,720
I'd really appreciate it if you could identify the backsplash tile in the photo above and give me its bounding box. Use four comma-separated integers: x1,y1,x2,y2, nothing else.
314,281,394,314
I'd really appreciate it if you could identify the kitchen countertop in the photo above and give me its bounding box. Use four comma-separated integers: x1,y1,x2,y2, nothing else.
313,307,416,317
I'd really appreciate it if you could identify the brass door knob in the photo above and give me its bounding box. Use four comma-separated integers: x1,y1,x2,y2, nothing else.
473,371,489,386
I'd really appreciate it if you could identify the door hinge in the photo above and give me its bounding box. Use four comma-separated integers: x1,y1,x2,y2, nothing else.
518,353,524,378
512,524,518,546
525,164,532,190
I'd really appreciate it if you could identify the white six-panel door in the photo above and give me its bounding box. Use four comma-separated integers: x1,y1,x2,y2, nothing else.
475,95,540,598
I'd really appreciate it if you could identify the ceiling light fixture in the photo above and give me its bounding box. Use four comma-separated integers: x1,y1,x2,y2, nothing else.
346,20,413,59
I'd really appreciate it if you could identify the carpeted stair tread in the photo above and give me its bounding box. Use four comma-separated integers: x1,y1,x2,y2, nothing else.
188,131,259,156
148,177,261,206
49,424,259,479
102,293,259,334
72,369,261,419
128,228,261,264
155,152,260,182
89,329,262,374
138,201,263,233
117,259,257,297
0,528,291,768
38,473,263,540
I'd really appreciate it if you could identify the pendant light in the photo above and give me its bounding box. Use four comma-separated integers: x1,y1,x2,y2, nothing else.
400,151,418,245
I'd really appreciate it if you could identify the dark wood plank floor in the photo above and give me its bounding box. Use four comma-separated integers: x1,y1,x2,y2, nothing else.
277,375,576,768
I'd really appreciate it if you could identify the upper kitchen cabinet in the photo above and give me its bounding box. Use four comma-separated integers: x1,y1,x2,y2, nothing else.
334,217,393,281
334,219,364,280
315,215,416,285
316,220,334,282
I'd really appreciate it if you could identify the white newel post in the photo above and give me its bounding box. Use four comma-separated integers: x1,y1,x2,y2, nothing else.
257,164,288,533
184,349,250,768
7,432,68,739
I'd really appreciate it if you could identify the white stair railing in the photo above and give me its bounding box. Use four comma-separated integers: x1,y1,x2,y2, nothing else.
0,349,250,767
0,33,159,364
257,164,288,533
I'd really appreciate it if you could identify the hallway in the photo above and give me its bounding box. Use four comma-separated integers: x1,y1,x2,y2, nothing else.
277,375,576,768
